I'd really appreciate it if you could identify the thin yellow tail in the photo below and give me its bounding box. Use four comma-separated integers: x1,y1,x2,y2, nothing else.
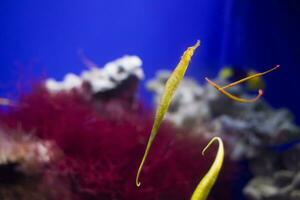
191,137,224,200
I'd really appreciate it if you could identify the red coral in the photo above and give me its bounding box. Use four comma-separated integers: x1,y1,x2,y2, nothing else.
0,85,236,200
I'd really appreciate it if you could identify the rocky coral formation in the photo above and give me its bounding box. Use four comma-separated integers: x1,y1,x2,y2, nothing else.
0,87,236,200
0,127,68,200
244,171,300,200
0,128,60,174
45,55,144,94
0,59,238,200
244,144,300,200
147,70,300,160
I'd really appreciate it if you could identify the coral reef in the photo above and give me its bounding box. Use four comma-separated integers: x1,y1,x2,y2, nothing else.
244,144,300,200
0,57,236,200
0,127,60,175
0,87,235,200
3,51,297,200
0,127,69,200
45,55,143,94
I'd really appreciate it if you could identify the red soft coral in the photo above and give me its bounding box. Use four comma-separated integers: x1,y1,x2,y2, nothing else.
0,85,236,200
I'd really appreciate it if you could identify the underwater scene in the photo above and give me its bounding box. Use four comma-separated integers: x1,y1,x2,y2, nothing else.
0,1,300,200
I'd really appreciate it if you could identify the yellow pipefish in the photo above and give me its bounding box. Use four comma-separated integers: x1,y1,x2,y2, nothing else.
205,78,264,103
205,65,279,103
191,137,224,200
136,40,200,187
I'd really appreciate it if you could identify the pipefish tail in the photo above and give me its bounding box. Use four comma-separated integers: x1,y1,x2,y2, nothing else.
191,137,224,200
136,40,200,187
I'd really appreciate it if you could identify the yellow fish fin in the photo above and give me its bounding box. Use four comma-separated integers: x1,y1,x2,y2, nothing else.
218,67,233,80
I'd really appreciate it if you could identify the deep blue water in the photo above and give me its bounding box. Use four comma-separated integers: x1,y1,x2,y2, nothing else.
0,0,300,123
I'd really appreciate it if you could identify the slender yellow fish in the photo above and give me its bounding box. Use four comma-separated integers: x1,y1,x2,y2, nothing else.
205,65,279,103
205,78,264,103
191,137,224,200
136,40,200,187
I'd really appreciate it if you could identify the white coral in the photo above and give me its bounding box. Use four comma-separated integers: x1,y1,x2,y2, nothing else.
45,73,82,93
45,55,144,94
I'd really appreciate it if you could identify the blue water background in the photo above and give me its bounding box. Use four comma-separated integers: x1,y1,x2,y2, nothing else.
0,0,299,124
